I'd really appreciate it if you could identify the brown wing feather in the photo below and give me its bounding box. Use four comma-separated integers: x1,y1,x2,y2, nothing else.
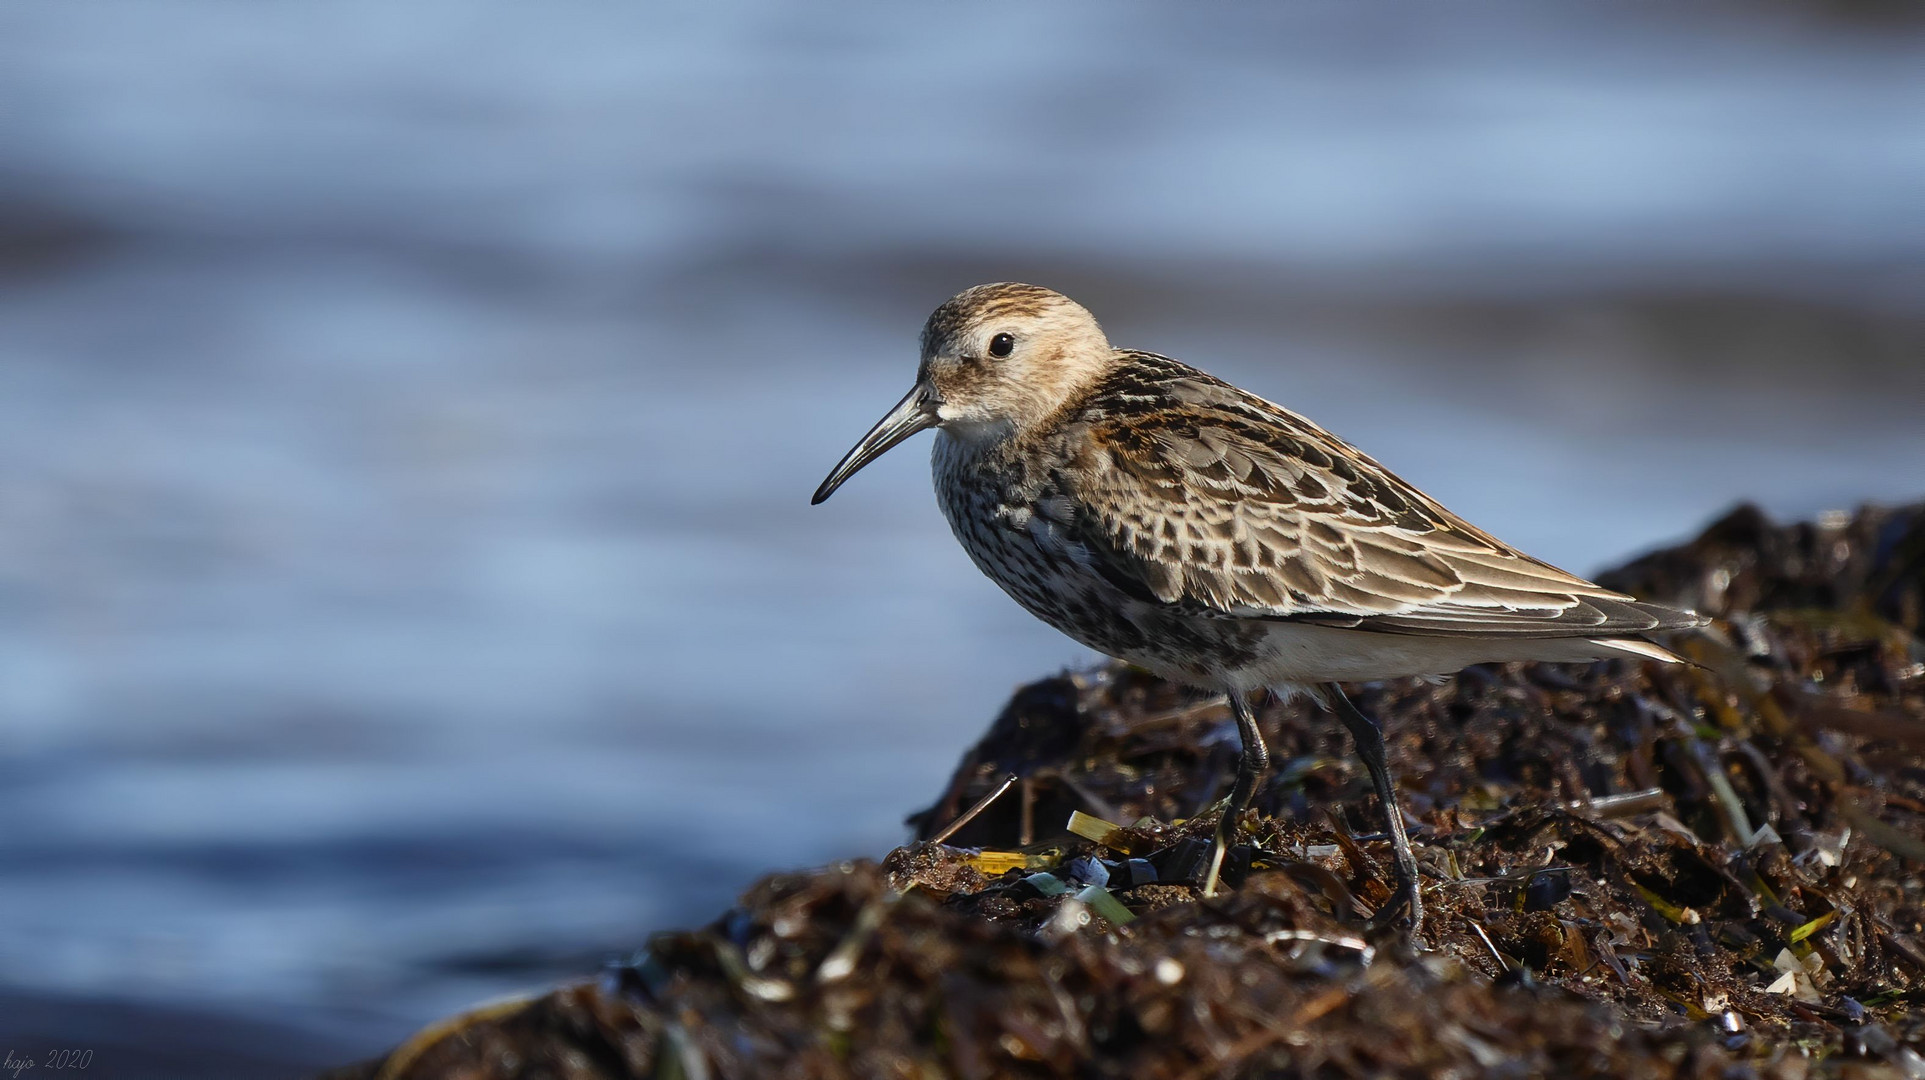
1057,353,1705,639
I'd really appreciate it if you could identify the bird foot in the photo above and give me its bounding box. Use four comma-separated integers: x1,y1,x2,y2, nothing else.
1367,874,1427,948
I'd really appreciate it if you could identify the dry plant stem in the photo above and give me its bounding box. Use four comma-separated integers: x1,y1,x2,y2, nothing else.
1567,787,1668,818
928,772,1018,845
1057,771,1124,824
1202,690,1269,898
1019,776,1036,847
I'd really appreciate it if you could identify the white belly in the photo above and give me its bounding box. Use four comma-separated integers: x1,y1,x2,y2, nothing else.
1219,622,1660,691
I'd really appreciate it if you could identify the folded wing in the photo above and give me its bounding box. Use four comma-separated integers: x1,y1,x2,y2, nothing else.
1057,356,1705,639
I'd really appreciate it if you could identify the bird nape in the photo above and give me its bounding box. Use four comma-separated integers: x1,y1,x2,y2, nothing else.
813,281,1707,940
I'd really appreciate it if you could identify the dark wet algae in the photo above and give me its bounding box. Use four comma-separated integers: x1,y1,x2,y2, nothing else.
328,501,1925,1079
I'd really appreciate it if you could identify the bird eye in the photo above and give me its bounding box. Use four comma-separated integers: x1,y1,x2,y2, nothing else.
988,333,1015,358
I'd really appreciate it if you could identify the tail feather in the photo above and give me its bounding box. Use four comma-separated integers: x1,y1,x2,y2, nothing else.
1591,637,1687,664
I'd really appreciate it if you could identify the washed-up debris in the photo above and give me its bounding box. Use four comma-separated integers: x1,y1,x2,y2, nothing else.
328,502,1925,1079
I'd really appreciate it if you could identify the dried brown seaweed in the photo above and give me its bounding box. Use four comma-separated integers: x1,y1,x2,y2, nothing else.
337,502,1925,1080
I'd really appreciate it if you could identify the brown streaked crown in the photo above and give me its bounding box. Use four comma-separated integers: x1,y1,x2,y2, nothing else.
919,282,1068,354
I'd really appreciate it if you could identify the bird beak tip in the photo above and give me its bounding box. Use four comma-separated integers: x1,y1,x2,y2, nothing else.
809,384,937,508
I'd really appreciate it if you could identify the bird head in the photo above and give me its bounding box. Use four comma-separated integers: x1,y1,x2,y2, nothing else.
812,283,1112,504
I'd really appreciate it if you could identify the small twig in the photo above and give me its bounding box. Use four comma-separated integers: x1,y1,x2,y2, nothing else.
1019,776,1036,847
1323,809,1382,898
1263,929,1375,967
1837,792,1925,863
1731,741,1809,835
1563,787,1667,819
1691,738,1757,845
1595,933,1632,986
1057,771,1123,823
1129,692,1231,731
1875,916,1925,973
1465,917,1512,974
1451,864,1576,886
929,772,1019,845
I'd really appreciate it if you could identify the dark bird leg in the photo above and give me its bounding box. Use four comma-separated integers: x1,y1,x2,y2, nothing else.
1201,690,1268,898
1324,682,1422,933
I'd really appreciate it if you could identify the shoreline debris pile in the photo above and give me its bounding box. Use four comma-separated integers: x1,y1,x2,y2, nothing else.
333,502,1925,1079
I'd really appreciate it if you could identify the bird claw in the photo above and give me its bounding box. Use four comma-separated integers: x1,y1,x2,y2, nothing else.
1367,872,1426,948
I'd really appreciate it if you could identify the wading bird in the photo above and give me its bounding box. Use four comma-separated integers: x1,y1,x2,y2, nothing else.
812,282,1704,931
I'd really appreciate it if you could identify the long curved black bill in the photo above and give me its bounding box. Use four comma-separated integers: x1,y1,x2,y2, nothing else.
811,384,940,505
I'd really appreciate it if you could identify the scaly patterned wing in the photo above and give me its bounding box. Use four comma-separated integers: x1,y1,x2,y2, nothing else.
1053,355,1701,638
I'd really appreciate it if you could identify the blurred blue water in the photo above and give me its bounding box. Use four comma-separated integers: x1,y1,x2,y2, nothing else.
1,1,1922,1069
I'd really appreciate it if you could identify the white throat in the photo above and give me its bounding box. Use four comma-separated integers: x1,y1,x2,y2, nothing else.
936,413,1016,449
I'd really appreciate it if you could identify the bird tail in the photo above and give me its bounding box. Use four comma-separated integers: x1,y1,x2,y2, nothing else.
1591,637,1688,665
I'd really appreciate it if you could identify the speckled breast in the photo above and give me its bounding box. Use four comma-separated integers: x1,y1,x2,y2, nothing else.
929,432,1256,685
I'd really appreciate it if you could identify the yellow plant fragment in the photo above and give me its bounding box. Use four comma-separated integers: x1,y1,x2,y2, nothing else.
1632,883,1693,925
966,851,1032,875
1789,910,1837,944
1066,811,1123,846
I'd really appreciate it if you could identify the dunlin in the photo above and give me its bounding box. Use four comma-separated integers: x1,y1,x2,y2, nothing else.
813,282,1705,932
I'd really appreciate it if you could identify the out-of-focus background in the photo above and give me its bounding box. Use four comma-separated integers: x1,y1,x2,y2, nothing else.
1,2,1920,1074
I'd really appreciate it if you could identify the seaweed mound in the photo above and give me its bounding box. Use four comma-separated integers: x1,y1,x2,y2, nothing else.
333,502,1925,1079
